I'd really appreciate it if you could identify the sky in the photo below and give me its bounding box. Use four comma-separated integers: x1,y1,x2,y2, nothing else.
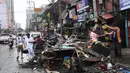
14,0,50,29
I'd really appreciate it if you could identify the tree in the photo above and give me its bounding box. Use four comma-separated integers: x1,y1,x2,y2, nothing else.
39,0,66,25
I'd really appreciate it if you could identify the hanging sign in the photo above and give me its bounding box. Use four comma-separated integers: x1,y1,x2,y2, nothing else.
120,0,130,10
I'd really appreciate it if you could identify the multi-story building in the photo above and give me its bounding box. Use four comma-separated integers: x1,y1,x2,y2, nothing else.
0,0,14,30
26,8,34,30
15,23,21,29
0,0,8,29
5,0,15,29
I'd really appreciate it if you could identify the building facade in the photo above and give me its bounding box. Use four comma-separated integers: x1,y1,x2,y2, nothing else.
15,23,21,29
62,0,127,48
5,0,15,29
0,0,14,30
0,0,8,29
26,8,34,31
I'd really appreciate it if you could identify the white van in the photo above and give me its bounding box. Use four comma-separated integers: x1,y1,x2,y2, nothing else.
29,32,41,39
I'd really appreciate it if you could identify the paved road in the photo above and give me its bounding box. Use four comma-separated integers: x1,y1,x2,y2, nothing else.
0,44,46,73
0,44,14,71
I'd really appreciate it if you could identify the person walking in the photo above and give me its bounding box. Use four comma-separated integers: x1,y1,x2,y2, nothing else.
24,33,35,60
16,34,24,60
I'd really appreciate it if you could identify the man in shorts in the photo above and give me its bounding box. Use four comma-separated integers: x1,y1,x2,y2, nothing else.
16,34,24,60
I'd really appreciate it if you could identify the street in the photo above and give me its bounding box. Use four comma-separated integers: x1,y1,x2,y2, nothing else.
0,44,130,73
1,0,130,72
0,44,46,73
0,44,12,70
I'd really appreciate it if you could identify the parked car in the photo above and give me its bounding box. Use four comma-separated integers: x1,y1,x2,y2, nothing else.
0,33,10,44
12,34,16,40
30,32,41,39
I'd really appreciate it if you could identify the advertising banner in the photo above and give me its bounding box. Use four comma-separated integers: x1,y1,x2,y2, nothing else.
120,0,130,10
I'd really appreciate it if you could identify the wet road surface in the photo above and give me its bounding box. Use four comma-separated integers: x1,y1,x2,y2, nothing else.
0,44,14,71
0,44,46,73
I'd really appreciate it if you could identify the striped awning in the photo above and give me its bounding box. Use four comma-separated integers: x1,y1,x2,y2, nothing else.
102,13,113,19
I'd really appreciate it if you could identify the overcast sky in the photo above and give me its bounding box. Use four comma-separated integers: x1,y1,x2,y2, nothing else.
14,0,50,29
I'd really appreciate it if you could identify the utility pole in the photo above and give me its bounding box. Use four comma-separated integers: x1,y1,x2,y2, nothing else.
27,0,31,32
59,0,62,35
52,0,55,4
93,0,97,21
48,0,55,26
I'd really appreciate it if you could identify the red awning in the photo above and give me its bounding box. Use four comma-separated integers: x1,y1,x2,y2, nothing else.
102,14,113,19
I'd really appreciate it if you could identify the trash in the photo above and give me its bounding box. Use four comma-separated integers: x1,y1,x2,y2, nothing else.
99,64,107,71
107,63,113,70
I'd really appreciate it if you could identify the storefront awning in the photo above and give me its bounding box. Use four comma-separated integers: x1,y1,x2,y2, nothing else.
102,14,113,19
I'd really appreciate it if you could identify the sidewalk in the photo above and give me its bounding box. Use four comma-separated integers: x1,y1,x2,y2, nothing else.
0,48,45,73
118,49,130,65
110,48,130,65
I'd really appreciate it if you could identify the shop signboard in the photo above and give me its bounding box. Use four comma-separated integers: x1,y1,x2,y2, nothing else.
120,0,130,11
76,0,88,12
89,13,94,20
34,8,42,12
78,14,85,22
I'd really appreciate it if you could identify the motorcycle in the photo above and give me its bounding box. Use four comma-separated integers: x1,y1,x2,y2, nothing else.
8,38,13,48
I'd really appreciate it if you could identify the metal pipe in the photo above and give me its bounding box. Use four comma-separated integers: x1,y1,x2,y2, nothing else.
59,0,62,35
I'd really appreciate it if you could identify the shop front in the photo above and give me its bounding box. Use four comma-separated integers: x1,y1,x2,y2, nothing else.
128,13,130,47
75,0,89,38
120,0,130,48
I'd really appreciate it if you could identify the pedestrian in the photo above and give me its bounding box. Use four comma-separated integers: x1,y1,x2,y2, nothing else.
105,25,122,59
93,21,106,42
24,33,35,60
16,34,24,60
33,35,42,51
87,27,99,49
